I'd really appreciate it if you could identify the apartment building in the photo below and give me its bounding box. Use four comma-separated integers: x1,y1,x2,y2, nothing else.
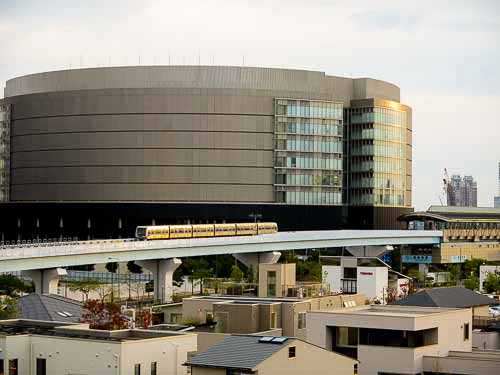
306,305,500,375
181,293,367,340
0,319,196,375
185,334,357,375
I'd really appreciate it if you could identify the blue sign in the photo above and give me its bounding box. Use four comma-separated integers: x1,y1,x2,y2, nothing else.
402,255,432,264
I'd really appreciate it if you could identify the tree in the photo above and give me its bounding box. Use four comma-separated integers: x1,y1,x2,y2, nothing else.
230,265,244,283
463,258,487,278
483,272,500,294
81,299,128,330
0,274,32,297
0,297,18,319
464,275,479,291
105,262,119,301
67,279,102,301
127,261,142,274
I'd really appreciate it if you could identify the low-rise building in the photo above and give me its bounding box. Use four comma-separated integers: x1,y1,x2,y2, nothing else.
182,294,367,340
321,256,411,302
391,287,493,326
307,305,477,375
16,293,83,323
0,319,197,375
185,334,357,375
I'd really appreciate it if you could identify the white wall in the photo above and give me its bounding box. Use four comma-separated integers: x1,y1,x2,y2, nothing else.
322,266,342,292
357,267,388,302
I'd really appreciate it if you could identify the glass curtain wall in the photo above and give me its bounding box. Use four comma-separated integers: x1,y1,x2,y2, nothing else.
0,103,10,202
347,100,411,207
274,98,343,205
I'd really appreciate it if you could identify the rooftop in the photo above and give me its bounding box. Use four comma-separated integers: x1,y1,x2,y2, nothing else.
17,294,82,323
185,335,295,371
0,319,191,342
391,287,494,309
311,304,459,318
401,206,500,222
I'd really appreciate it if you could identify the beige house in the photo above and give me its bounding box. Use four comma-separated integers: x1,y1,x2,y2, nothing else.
307,305,479,375
182,294,367,340
0,319,197,375
185,334,357,375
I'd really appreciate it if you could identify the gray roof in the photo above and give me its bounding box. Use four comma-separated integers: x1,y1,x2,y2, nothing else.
392,287,493,308
185,335,294,370
17,294,83,323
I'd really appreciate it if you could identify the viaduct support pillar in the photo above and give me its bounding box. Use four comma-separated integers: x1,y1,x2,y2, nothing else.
22,268,67,295
233,251,281,280
136,258,182,303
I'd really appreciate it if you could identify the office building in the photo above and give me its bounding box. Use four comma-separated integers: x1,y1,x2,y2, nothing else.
400,206,500,264
185,334,357,375
0,66,412,241
0,319,197,375
307,305,500,375
448,175,477,207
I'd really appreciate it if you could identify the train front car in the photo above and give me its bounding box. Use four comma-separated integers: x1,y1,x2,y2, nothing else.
135,226,148,240
257,222,278,234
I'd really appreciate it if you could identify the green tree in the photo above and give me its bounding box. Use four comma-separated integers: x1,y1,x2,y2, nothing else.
483,272,500,294
230,265,244,283
448,264,461,286
463,258,487,278
0,274,32,297
126,261,142,274
464,275,479,291
0,297,18,319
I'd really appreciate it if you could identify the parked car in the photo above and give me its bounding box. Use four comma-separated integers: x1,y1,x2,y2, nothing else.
489,305,500,317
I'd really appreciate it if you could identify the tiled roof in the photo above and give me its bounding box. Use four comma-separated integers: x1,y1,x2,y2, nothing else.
185,335,293,370
392,287,493,308
17,294,83,323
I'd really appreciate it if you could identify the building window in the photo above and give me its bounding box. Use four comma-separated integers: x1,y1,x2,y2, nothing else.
170,313,182,324
150,362,157,375
288,346,296,359
36,359,46,375
271,312,277,328
343,267,357,279
298,312,306,329
134,364,141,375
8,359,18,375
464,323,469,341
267,271,277,297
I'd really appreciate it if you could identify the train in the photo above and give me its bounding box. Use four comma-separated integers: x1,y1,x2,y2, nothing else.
135,222,278,240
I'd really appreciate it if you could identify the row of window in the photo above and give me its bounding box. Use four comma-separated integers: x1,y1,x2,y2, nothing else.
276,100,343,120
351,144,405,159
278,190,342,205
350,107,407,127
278,139,342,154
275,173,341,187
350,176,405,190
350,190,405,206
276,156,342,170
350,160,405,174
350,126,405,143
276,122,342,137
435,221,500,230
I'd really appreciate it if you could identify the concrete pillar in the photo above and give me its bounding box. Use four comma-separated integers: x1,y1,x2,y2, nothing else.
233,252,282,268
136,258,182,303
22,268,67,295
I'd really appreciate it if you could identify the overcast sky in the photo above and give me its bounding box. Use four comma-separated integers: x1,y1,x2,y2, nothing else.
0,0,499,209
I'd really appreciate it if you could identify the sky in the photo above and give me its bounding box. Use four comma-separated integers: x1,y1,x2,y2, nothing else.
0,0,499,210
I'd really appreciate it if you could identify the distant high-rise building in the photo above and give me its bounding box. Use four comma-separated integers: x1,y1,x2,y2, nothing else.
447,174,477,207
495,162,500,208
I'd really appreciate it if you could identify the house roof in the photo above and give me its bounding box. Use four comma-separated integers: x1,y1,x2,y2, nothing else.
185,335,294,370
17,294,83,323
391,287,493,308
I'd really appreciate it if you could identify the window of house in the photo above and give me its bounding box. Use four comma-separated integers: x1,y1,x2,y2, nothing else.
298,312,306,329
36,359,46,375
150,362,157,375
8,359,18,375
271,312,277,328
464,322,470,341
288,346,296,359
343,267,357,279
170,313,182,324
134,364,141,375
267,271,277,297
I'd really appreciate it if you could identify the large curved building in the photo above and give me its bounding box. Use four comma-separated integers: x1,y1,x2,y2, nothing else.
0,66,412,240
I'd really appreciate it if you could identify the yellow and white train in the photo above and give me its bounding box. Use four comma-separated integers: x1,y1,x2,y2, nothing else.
135,222,278,240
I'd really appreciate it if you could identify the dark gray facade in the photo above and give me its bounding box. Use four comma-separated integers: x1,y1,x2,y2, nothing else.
0,66,412,239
